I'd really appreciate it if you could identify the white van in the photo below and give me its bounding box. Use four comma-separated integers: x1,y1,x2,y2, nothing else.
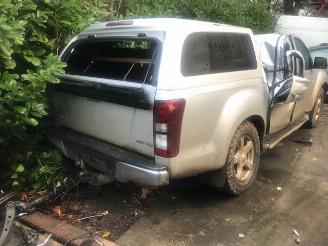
276,15,328,48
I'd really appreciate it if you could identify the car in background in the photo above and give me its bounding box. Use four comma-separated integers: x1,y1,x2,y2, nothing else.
309,44,328,73
309,44,328,101
276,15,328,48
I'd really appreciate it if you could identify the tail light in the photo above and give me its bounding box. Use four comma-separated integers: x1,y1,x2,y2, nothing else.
154,99,186,158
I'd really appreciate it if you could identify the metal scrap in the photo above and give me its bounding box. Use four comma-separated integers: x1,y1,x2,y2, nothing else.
74,210,109,223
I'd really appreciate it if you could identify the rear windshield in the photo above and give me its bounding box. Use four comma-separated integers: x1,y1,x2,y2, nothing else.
61,39,159,84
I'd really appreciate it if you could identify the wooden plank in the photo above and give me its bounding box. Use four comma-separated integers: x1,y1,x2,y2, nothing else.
20,211,117,246
21,211,117,246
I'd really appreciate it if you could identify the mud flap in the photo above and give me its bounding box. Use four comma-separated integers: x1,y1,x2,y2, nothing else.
201,166,227,188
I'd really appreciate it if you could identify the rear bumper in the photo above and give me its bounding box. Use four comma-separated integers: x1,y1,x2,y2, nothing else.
48,127,169,186
115,162,169,186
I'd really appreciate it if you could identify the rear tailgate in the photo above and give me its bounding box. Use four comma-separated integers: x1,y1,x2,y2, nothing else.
49,38,160,157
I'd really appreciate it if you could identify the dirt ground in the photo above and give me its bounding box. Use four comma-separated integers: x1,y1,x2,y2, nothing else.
55,105,328,246
5,105,328,246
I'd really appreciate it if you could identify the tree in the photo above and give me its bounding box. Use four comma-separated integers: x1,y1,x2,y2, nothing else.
124,0,274,33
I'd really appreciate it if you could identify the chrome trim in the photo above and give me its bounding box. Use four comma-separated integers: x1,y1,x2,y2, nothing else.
115,162,169,186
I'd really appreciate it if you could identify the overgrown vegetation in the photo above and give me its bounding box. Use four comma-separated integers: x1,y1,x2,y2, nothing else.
0,0,112,190
0,0,276,191
125,0,274,32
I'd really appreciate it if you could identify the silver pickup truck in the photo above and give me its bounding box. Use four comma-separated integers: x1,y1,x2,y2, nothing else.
48,19,328,195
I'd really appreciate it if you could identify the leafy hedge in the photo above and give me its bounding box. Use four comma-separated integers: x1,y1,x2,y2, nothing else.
0,0,111,190
125,0,274,33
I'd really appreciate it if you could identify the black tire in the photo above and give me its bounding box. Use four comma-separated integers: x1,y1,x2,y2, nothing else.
306,89,324,129
223,121,261,195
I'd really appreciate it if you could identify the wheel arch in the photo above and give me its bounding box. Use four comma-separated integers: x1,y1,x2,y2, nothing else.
246,115,266,143
322,81,328,102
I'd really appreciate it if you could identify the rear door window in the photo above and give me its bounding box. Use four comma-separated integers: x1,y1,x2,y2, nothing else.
61,39,159,84
294,38,312,70
181,32,257,76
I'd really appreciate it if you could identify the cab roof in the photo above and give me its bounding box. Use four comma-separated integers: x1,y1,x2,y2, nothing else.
82,18,252,34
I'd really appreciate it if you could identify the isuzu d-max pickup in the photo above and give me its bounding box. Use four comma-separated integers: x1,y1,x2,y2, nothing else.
48,19,328,194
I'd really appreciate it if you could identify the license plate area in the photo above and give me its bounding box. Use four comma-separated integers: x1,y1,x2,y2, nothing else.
78,151,114,175
64,141,115,175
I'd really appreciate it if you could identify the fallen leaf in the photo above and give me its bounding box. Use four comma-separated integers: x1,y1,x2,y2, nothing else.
139,188,150,200
20,192,28,201
52,206,62,219
102,230,111,239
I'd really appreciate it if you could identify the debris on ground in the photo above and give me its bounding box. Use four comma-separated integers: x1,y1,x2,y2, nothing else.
277,186,282,191
293,229,300,237
292,229,301,244
52,205,63,219
102,230,112,239
74,210,109,223
20,211,118,246
139,188,150,200
238,233,245,238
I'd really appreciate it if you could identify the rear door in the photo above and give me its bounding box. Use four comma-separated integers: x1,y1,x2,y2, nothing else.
49,37,161,157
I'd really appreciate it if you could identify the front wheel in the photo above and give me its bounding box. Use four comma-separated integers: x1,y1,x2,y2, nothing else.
223,121,261,195
306,89,324,129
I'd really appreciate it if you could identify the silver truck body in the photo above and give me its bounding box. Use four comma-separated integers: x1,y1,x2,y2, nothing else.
48,19,327,188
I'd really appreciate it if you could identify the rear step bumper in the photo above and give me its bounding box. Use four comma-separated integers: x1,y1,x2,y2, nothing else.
115,162,169,186
48,127,169,186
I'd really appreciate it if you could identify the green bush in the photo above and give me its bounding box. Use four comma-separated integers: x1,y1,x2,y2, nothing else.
0,0,112,191
125,0,274,33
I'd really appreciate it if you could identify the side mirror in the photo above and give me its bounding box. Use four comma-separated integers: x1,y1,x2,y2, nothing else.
285,50,305,77
314,57,327,69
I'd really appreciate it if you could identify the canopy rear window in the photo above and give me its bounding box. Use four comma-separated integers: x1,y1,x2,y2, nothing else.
61,39,159,84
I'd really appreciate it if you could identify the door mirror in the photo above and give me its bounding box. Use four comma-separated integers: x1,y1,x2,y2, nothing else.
313,57,327,69
274,75,293,104
285,50,305,77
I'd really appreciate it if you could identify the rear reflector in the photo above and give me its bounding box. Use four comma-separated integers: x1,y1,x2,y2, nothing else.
154,99,186,158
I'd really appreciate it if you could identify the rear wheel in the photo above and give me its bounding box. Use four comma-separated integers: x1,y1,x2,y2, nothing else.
306,89,324,128
223,121,260,195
